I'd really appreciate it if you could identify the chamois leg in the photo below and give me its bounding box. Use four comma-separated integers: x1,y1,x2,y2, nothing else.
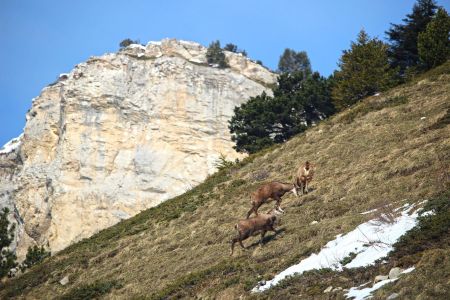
239,238,245,249
259,230,267,246
246,206,256,219
270,224,277,232
274,197,284,212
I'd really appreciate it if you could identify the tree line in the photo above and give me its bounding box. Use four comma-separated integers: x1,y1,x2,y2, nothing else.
229,0,449,153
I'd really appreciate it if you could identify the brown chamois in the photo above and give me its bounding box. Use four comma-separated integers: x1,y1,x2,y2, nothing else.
230,208,283,256
295,161,315,195
246,181,297,219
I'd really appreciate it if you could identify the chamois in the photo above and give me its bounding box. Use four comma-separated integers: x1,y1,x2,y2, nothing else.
295,161,315,195
246,182,297,219
230,208,283,255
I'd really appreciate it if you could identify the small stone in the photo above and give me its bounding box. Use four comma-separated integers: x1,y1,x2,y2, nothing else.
332,287,343,292
60,276,69,286
388,267,403,279
387,292,399,300
323,286,333,293
420,116,426,120
374,275,389,283
310,220,318,225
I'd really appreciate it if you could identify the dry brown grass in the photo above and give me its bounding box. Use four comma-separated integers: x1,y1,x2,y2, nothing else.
1,64,449,299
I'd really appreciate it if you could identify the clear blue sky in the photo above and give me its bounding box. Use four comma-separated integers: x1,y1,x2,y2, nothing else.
1,0,449,146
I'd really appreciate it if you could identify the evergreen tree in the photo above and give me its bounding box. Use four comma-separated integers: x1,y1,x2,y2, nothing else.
229,72,335,153
119,38,139,49
206,40,228,68
386,0,438,72
0,208,17,279
418,8,450,69
224,43,238,52
278,49,312,77
20,245,50,272
229,92,276,153
332,30,398,110
223,43,247,56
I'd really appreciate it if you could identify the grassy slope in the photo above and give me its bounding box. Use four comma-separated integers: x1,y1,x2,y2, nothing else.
1,63,449,299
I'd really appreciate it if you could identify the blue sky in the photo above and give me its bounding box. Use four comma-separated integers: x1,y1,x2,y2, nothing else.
1,0,449,146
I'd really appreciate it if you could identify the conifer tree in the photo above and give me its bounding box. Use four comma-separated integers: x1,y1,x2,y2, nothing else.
332,30,397,110
0,208,17,279
119,38,139,49
418,8,450,69
386,0,438,72
224,43,238,52
278,49,312,77
20,245,50,272
206,41,228,68
229,72,334,153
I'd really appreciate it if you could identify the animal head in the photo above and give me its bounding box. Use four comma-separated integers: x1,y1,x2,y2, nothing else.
270,208,284,225
305,161,310,170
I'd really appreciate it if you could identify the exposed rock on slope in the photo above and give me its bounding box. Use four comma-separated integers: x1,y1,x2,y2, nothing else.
0,39,276,257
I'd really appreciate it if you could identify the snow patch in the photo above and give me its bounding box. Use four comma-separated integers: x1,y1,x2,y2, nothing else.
128,44,146,50
0,134,23,154
345,267,415,299
253,204,423,292
147,41,162,46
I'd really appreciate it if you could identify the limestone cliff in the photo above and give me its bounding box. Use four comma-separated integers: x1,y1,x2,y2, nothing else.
0,39,276,257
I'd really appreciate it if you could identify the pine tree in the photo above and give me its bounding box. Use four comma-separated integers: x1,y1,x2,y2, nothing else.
119,38,139,49
20,245,50,272
223,43,247,56
278,49,312,77
224,43,238,52
0,208,17,279
418,8,450,69
386,0,438,72
206,41,228,68
332,30,398,110
229,72,335,153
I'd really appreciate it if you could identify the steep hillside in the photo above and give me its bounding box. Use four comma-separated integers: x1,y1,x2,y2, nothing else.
0,39,276,257
1,62,449,299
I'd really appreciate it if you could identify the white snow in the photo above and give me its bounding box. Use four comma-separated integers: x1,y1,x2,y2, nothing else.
148,41,162,46
253,204,422,292
128,44,146,50
0,134,23,154
346,279,396,300
345,267,415,299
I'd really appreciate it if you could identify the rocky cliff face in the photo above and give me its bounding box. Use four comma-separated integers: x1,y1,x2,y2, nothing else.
0,39,276,257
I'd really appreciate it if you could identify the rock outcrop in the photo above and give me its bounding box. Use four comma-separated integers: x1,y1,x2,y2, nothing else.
0,39,276,257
